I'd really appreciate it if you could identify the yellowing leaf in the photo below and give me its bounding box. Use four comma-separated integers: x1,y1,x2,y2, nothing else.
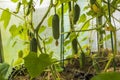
92,4,100,13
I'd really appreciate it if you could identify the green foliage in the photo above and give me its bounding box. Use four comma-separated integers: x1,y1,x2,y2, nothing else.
99,34,111,44
24,52,53,78
18,50,23,58
91,72,120,80
64,40,71,46
78,14,87,23
39,25,46,33
47,15,53,27
22,0,28,4
11,0,18,3
81,19,90,30
60,0,77,4
80,37,88,42
90,0,96,5
40,0,43,4
0,63,12,80
9,24,18,37
70,32,76,42
0,9,11,29
45,37,53,44
13,58,24,66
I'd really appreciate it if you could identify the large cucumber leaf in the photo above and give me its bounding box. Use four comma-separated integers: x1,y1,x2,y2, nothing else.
24,52,53,78
91,72,120,80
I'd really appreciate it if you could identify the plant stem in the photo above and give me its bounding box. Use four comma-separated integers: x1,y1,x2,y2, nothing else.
103,0,120,12
96,16,103,54
61,27,102,34
35,0,52,33
107,0,116,71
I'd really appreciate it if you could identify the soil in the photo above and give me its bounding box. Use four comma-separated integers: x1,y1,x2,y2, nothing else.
9,53,120,80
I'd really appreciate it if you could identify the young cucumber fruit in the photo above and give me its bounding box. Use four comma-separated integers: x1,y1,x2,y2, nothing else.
30,38,37,53
74,3,80,24
52,14,60,46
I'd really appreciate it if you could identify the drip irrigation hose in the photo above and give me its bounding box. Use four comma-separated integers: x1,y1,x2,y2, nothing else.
60,3,64,67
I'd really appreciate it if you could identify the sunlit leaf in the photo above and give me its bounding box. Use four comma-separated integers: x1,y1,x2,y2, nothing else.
0,9,11,29
9,24,18,37
78,14,86,23
39,25,46,33
47,15,53,27
70,32,76,42
11,0,18,3
24,52,53,78
13,58,24,66
81,20,90,30
91,72,120,80
22,0,27,4
45,37,53,44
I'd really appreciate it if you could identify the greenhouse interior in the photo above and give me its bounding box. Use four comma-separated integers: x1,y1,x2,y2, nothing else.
0,0,120,80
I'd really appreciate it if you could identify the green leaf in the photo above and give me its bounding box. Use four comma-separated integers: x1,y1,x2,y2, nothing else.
64,40,71,46
80,37,88,42
47,15,53,27
24,52,53,78
99,34,110,44
9,24,18,37
70,32,76,42
60,0,77,4
45,37,53,44
91,72,120,80
81,20,90,30
12,41,17,47
11,0,18,3
22,0,27,4
13,58,24,66
0,9,11,29
78,14,86,23
39,25,46,33
0,63,12,79
40,0,43,4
